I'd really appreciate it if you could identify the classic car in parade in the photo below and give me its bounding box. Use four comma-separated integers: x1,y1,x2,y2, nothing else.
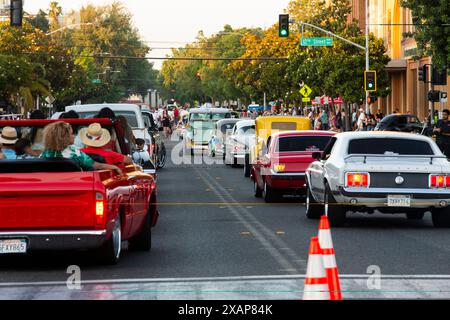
208,118,241,159
0,119,159,264
305,131,450,227
224,119,255,168
251,130,335,202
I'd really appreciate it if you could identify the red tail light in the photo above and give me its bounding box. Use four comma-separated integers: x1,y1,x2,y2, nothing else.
234,145,241,152
152,143,155,152
430,175,450,188
345,172,370,188
95,192,105,225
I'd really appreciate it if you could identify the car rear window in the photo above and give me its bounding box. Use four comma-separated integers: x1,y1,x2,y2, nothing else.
76,111,139,128
220,123,236,134
271,122,297,130
348,138,434,155
277,136,332,152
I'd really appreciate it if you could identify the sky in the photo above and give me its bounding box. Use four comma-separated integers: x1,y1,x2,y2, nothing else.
23,0,292,68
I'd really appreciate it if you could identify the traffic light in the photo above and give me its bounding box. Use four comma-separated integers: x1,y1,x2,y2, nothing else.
10,0,23,27
364,70,377,92
279,14,289,37
367,95,378,105
418,65,428,82
432,66,447,85
428,90,440,102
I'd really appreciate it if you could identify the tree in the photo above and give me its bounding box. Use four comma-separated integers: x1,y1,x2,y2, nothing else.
48,1,62,30
27,9,50,32
401,0,450,70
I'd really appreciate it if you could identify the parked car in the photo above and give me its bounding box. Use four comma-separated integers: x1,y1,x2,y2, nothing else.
0,118,159,264
64,104,156,171
224,120,255,168
375,114,424,133
208,118,241,158
305,131,450,227
141,109,166,169
252,131,335,202
249,116,311,177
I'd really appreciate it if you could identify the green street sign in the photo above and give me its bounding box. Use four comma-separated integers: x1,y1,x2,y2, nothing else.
301,37,333,47
302,97,311,102
92,79,102,84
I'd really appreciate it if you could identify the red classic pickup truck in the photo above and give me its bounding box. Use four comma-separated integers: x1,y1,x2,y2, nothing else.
252,130,335,202
0,119,158,264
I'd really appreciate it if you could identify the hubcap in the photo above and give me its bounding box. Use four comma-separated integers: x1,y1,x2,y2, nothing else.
324,192,329,217
306,189,310,212
113,218,121,260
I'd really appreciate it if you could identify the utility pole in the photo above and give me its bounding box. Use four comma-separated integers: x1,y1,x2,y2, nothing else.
365,0,370,115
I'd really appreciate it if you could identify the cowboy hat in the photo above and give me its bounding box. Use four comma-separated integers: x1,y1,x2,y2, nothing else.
79,123,111,148
0,126,18,145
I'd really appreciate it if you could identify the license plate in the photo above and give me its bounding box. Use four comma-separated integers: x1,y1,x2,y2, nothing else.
0,239,27,254
387,195,411,207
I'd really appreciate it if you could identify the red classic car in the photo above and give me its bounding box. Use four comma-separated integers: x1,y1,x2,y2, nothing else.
0,118,158,264
251,130,336,202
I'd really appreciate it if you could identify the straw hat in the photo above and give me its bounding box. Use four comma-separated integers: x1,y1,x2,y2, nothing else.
0,126,18,145
79,123,111,148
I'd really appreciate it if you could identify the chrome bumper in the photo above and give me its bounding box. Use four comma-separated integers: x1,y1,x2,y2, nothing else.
0,230,107,251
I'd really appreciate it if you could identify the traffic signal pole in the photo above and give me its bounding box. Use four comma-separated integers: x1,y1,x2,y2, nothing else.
365,0,370,115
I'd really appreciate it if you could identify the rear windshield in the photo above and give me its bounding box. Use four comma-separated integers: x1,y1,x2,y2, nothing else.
271,122,297,130
190,112,231,121
76,111,139,128
277,136,332,152
348,138,434,155
237,125,255,136
220,123,237,134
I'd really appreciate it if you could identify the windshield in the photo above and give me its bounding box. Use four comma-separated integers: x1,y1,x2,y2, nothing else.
220,123,237,134
190,112,231,121
75,111,140,128
237,125,255,136
277,135,333,152
348,138,434,155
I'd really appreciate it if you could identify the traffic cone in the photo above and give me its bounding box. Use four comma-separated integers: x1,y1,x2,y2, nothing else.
318,215,343,300
303,237,330,300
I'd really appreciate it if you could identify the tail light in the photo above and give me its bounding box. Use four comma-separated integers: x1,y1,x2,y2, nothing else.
429,175,450,188
95,192,105,225
345,172,370,188
234,145,241,152
273,163,286,173
152,143,156,152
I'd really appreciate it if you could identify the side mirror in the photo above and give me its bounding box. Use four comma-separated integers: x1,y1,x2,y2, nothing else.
312,152,322,160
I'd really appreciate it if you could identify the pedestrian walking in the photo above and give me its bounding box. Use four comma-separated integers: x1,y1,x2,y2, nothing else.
434,109,450,158
357,108,366,131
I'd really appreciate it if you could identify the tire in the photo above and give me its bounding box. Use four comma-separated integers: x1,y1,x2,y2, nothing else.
244,154,250,177
263,181,278,203
406,211,425,220
324,183,346,227
432,208,450,228
305,183,323,219
190,147,194,157
231,156,238,168
211,150,215,158
222,148,226,161
98,215,122,265
129,207,152,251
156,143,166,169
254,180,263,198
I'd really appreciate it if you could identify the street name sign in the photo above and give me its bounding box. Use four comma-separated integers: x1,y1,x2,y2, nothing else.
301,37,333,47
92,79,102,84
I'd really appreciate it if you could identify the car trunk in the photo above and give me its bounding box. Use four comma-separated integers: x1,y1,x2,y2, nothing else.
0,172,97,229
274,152,315,173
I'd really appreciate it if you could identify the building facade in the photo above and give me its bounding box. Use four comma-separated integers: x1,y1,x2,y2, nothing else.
349,0,449,120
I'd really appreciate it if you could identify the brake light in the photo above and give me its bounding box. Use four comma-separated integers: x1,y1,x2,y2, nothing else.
273,163,286,173
95,192,105,225
152,143,155,152
234,145,241,152
430,175,450,188
345,172,370,188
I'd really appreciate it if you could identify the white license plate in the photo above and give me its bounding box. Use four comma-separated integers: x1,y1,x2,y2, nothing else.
0,239,27,254
387,195,411,207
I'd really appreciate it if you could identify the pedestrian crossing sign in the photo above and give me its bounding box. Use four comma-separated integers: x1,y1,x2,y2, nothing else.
299,85,312,98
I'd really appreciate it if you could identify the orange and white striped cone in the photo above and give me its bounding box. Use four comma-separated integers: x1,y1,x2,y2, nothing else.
303,236,330,300
318,215,343,300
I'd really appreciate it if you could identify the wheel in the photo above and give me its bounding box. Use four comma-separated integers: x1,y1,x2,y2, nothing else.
432,208,450,228
222,148,226,161
263,181,278,203
129,207,152,251
244,153,250,177
156,143,166,169
231,155,238,168
98,215,122,264
254,180,263,198
211,150,215,158
406,211,425,220
324,183,346,227
190,147,194,157
305,183,323,219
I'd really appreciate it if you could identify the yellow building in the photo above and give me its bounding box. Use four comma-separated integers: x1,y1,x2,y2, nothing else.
349,0,449,120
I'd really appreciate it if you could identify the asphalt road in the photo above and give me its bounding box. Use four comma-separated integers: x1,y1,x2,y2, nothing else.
1,139,450,298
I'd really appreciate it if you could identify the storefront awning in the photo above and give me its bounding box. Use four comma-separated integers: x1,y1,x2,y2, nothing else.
385,59,407,72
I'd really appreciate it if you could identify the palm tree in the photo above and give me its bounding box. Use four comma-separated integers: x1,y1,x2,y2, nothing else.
48,1,62,30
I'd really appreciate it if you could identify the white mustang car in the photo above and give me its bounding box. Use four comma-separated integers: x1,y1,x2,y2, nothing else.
305,131,450,227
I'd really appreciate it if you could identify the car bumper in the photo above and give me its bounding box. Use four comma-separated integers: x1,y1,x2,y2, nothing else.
334,187,450,208
266,171,306,189
0,230,107,251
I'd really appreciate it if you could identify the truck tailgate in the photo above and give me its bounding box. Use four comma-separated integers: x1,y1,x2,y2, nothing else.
0,172,97,229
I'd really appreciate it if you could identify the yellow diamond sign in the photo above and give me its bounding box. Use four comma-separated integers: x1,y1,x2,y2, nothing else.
299,85,312,98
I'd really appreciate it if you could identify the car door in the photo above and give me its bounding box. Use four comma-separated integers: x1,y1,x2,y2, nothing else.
309,137,336,202
254,137,271,188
